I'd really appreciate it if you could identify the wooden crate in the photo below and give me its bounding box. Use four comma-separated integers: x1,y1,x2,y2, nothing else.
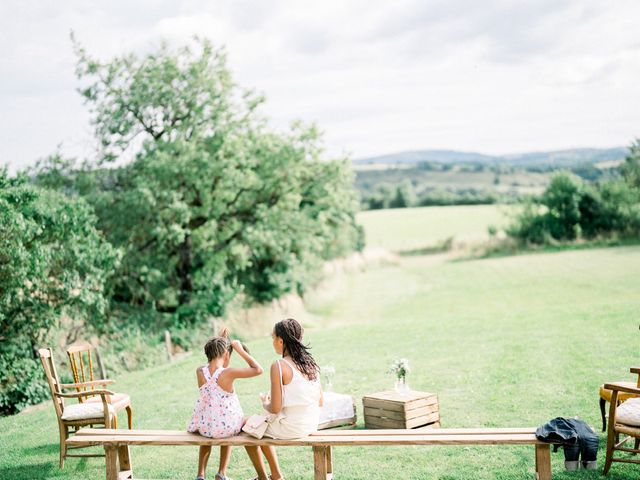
363,390,439,429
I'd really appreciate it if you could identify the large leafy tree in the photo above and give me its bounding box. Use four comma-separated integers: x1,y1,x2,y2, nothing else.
64,38,361,324
0,171,119,414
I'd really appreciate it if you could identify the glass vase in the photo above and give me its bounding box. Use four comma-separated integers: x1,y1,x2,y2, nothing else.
394,376,410,395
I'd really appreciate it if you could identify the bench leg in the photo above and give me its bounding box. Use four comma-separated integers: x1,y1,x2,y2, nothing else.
326,446,333,480
118,445,133,479
313,446,328,480
105,446,119,480
535,444,551,480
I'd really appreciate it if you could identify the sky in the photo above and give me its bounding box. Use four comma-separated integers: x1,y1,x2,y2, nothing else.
2,0,640,172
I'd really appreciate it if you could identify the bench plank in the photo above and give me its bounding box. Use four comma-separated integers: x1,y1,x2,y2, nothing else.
68,433,542,447
75,427,537,436
316,427,537,436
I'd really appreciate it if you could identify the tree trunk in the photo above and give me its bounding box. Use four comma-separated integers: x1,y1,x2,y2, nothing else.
177,234,193,305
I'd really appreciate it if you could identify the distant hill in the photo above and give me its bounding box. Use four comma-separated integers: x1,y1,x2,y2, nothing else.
355,147,627,168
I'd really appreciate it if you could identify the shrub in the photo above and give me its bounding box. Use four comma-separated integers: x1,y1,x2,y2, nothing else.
541,174,582,241
507,172,640,245
0,171,119,414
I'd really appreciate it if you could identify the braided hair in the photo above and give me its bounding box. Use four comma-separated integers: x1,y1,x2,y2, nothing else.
275,318,319,381
204,327,231,362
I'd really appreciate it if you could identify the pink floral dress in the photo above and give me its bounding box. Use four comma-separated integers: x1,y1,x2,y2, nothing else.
187,366,244,438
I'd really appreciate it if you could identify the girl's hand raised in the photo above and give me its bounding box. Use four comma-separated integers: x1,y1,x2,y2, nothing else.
231,340,243,351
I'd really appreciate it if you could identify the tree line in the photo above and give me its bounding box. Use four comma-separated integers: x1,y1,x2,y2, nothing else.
357,160,621,211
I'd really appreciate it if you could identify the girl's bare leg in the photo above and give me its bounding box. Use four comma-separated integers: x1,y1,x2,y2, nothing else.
218,446,232,476
244,446,269,480
197,445,212,478
261,446,283,480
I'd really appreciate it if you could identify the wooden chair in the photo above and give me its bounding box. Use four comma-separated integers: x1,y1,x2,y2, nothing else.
603,380,640,475
67,343,133,429
38,347,117,468
599,367,640,431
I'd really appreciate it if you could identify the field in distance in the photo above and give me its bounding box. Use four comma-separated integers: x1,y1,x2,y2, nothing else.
358,204,510,252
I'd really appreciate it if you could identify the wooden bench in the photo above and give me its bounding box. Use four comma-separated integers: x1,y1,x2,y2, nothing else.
67,427,553,479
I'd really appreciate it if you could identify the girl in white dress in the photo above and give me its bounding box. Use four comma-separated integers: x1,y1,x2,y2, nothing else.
245,318,323,480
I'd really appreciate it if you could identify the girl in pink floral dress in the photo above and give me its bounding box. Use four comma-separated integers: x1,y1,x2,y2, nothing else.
188,329,263,480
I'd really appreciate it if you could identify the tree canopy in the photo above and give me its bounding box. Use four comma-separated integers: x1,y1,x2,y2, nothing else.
42,38,362,324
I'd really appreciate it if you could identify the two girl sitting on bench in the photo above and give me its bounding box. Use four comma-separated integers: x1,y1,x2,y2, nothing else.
188,319,323,480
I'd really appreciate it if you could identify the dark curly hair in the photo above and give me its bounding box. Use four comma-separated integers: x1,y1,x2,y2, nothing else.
204,327,231,362
204,327,250,361
274,318,319,381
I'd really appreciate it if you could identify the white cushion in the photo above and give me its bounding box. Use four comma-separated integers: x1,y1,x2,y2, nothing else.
61,402,115,421
616,398,640,426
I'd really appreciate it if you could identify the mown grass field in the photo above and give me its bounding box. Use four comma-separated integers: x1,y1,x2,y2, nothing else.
357,204,510,252
2,243,640,478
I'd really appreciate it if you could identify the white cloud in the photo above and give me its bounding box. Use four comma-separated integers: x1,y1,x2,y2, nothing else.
2,0,640,172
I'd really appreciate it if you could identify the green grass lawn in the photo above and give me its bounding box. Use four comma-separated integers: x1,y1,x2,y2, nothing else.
2,246,640,479
357,205,510,252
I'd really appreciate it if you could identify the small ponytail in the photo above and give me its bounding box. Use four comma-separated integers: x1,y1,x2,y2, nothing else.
204,327,231,361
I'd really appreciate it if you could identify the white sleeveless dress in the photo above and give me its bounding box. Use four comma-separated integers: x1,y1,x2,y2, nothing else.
263,358,321,439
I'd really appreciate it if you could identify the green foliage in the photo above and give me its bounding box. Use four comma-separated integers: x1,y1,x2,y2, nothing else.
507,174,583,245
0,340,50,416
621,139,640,188
507,168,640,245
0,171,119,414
417,189,498,207
388,180,416,208
594,180,640,234
541,174,582,240
362,184,499,210
506,201,551,245
31,38,360,327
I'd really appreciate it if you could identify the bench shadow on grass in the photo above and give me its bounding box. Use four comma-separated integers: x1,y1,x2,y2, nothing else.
22,442,58,455
8,443,99,479
0,463,55,480
2,458,95,480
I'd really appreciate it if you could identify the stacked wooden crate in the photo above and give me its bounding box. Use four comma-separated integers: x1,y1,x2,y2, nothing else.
363,390,439,429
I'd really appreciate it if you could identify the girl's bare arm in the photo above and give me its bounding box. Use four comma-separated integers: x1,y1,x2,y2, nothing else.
195,367,206,388
217,341,263,393
262,361,283,414
226,341,263,378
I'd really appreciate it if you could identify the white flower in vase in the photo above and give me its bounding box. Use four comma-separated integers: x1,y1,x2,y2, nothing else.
388,358,411,395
